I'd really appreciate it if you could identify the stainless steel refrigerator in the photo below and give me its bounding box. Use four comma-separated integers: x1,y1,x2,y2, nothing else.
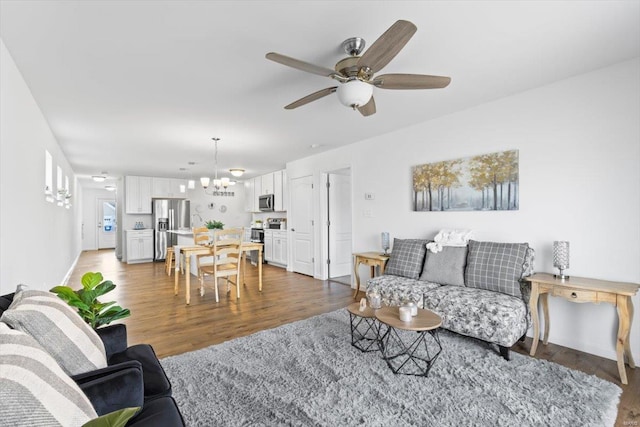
153,199,190,261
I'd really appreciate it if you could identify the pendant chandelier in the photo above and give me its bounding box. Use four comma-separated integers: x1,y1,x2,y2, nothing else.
200,137,230,191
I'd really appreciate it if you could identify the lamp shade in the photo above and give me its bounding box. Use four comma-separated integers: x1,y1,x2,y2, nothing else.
221,177,230,188
553,241,570,269
336,80,373,108
200,177,210,188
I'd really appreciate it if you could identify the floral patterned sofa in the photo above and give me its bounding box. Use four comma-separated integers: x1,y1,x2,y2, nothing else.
366,239,535,359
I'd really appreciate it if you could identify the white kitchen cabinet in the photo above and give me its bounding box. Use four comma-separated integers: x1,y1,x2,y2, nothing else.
244,180,254,212
253,177,262,212
264,230,273,261
274,170,285,212
125,176,152,214
273,230,288,266
264,229,287,267
152,178,185,198
261,172,274,195
282,169,288,212
126,229,154,263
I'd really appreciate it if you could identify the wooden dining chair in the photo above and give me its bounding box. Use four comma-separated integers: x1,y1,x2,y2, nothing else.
197,228,243,302
193,226,210,245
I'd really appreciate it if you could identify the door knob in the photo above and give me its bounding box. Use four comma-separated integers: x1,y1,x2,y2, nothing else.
291,228,295,232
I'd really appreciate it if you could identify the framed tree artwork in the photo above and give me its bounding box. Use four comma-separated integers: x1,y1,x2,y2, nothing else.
412,150,519,212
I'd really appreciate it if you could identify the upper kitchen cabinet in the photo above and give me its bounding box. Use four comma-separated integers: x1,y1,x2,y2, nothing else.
261,172,274,195
244,179,254,212
242,169,287,212
125,176,152,214
274,170,286,212
253,177,262,212
152,177,185,198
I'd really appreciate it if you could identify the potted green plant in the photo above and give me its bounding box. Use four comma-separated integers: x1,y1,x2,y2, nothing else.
205,220,224,230
50,272,130,329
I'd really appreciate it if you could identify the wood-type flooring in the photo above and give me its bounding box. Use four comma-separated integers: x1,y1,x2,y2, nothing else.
70,249,638,426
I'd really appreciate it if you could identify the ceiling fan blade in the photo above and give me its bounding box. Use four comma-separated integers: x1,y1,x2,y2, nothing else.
358,96,376,116
372,74,451,89
357,20,417,73
284,87,338,110
266,52,337,78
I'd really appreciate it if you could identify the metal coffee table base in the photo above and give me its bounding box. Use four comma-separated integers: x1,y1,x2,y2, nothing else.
379,325,442,377
349,312,380,352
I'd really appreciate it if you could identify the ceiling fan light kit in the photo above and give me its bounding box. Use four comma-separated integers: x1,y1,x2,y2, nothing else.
336,80,373,109
266,20,450,116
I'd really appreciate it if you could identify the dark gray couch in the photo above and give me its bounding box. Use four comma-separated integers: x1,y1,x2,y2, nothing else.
0,292,184,426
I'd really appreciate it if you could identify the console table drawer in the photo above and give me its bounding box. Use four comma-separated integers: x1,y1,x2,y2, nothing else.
552,287,598,303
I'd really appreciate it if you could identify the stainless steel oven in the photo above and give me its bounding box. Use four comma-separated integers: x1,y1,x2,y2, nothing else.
249,228,265,264
250,228,264,243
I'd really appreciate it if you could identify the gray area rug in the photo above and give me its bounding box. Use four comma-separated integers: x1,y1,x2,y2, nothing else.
161,310,621,426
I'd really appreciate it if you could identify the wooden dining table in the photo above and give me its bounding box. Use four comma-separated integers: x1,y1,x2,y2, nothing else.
173,242,264,305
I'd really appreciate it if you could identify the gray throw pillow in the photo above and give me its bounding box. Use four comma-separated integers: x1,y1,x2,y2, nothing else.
1,289,107,376
420,246,468,286
0,322,98,426
465,240,529,298
384,239,428,279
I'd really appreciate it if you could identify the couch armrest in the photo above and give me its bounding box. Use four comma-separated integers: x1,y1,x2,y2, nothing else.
72,360,144,416
96,323,128,357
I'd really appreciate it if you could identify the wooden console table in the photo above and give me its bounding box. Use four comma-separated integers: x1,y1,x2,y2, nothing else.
526,272,639,384
353,252,389,299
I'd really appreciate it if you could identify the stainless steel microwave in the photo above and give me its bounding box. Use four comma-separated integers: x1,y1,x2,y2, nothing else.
258,194,274,211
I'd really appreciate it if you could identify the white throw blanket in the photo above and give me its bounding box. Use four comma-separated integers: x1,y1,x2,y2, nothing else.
426,229,473,253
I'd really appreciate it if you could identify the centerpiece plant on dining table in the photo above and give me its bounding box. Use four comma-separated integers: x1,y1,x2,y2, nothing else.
205,220,224,230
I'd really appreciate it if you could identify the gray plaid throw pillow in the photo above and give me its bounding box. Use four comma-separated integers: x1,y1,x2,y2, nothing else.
385,239,428,279
465,240,529,298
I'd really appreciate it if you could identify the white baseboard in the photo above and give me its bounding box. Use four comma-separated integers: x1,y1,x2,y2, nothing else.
62,252,81,285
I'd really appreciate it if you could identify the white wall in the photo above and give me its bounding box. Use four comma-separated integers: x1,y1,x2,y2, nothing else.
0,40,82,293
187,184,251,230
287,58,640,362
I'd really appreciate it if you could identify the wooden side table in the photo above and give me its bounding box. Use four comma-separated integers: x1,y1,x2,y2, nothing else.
525,272,639,385
353,252,390,299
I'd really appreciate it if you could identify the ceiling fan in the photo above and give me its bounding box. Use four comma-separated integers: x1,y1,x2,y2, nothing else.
266,20,451,117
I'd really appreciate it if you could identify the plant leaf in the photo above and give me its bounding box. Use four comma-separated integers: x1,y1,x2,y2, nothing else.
81,272,103,290
94,281,116,297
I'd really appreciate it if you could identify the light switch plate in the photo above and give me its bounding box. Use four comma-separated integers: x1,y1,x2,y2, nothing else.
365,193,375,200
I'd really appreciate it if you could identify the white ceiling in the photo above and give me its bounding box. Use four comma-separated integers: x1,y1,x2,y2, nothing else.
1,1,638,190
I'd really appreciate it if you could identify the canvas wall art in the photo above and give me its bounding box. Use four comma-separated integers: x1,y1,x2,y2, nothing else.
412,150,519,212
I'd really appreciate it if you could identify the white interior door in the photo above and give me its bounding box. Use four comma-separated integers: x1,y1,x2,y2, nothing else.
328,172,352,278
290,176,314,276
98,199,116,249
